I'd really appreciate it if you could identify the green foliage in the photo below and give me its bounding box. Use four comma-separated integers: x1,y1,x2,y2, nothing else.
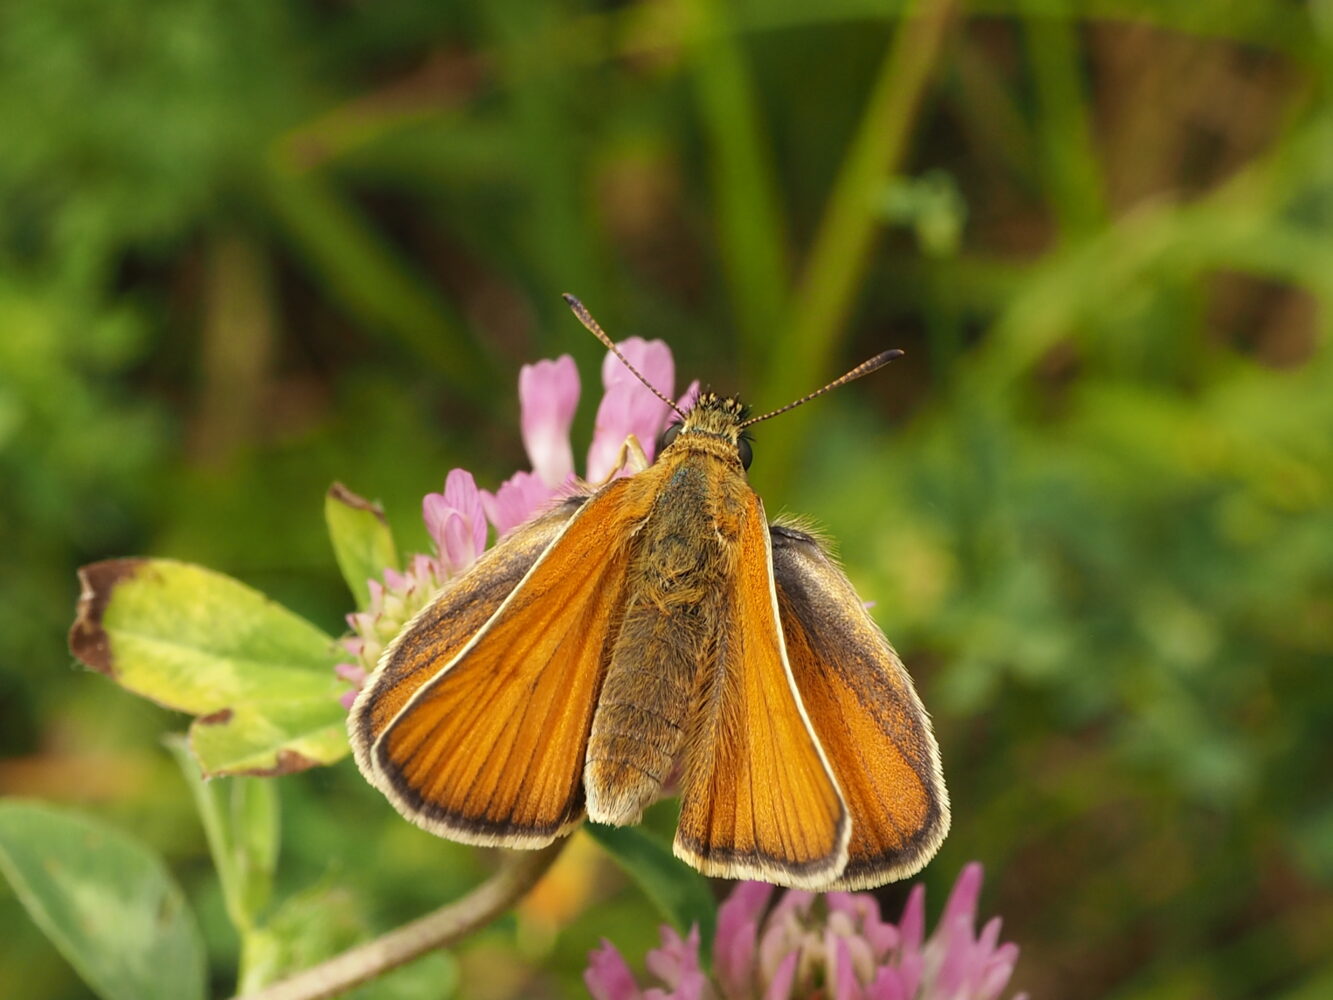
2,0,1331,997
0,801,205,1000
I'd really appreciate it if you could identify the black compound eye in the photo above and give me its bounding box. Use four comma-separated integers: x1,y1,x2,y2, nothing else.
737,436,753,470
656,422,683,453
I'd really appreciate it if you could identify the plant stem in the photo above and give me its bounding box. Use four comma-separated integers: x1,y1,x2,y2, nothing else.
165,737,249,932
229,841,566,1000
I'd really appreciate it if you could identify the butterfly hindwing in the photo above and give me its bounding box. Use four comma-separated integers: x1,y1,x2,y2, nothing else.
674,491,850,888
769,522,949,888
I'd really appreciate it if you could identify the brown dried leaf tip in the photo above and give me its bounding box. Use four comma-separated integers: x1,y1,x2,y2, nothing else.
240,748,323,778
69,559,146,678
327,481,389,524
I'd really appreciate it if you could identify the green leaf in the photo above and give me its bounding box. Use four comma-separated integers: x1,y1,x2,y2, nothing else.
191,696,354,776
325,482,399,607
584,823,717,956
0,801,206,1000
70,558,349,776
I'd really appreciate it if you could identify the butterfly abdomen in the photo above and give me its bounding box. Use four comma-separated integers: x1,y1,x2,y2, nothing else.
583,458,725,826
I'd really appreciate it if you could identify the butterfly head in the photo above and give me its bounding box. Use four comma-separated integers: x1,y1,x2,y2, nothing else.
656,391,754,470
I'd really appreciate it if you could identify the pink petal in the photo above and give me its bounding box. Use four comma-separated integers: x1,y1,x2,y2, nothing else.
338,689,359,711
897,884,926,955
835,922,878,986
977,915,1002,953
606,337,675,401
675,380,700,416
645,925,701,987
642,925,708,1000
520,355,579,487
949,917,1004,997
585,940,643,1000
978,942,1020,1000
933,913,983,996
587,338,677,482
758,891,814,983
762,951,799,1000
895,953,923,999
644,977,708,1000
826,893,897,959
714,882,773,998
481,470,555,536
366,578,385,610
423,470,487,574
828,935,864,1000
643,983,707,1000
865,966,909,1000
440,511,469,572
940,862,984,931
443,468,487,556
825,891,858,914
409,553,443,586
769,890,815,924
334,663,367,685
445,513,481,575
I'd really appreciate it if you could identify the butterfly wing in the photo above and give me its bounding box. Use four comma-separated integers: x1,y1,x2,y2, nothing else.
769,521,949,888
353,476,655,847
674,491,850,888
350,495,587,757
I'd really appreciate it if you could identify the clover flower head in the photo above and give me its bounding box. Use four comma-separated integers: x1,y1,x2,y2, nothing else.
586,864,1026,1000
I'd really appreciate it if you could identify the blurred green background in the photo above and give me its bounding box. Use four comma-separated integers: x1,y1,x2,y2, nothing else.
2,0,1331,997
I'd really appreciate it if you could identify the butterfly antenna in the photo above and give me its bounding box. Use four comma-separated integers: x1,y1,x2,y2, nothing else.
740,349,904,428
563,294,685,418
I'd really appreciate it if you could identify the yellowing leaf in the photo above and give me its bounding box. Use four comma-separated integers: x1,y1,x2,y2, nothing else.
70,559,348,776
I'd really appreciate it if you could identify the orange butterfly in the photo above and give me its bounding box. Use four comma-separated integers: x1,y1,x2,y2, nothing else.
349,296,949,889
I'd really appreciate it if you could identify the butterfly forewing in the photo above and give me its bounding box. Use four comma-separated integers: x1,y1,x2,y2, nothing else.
769,522,950,888
358,477,655,846
675,492,850,888
350,496,586,762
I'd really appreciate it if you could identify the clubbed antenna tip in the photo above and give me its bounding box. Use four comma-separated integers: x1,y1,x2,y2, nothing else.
740,349,905,428
562,294,685,418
